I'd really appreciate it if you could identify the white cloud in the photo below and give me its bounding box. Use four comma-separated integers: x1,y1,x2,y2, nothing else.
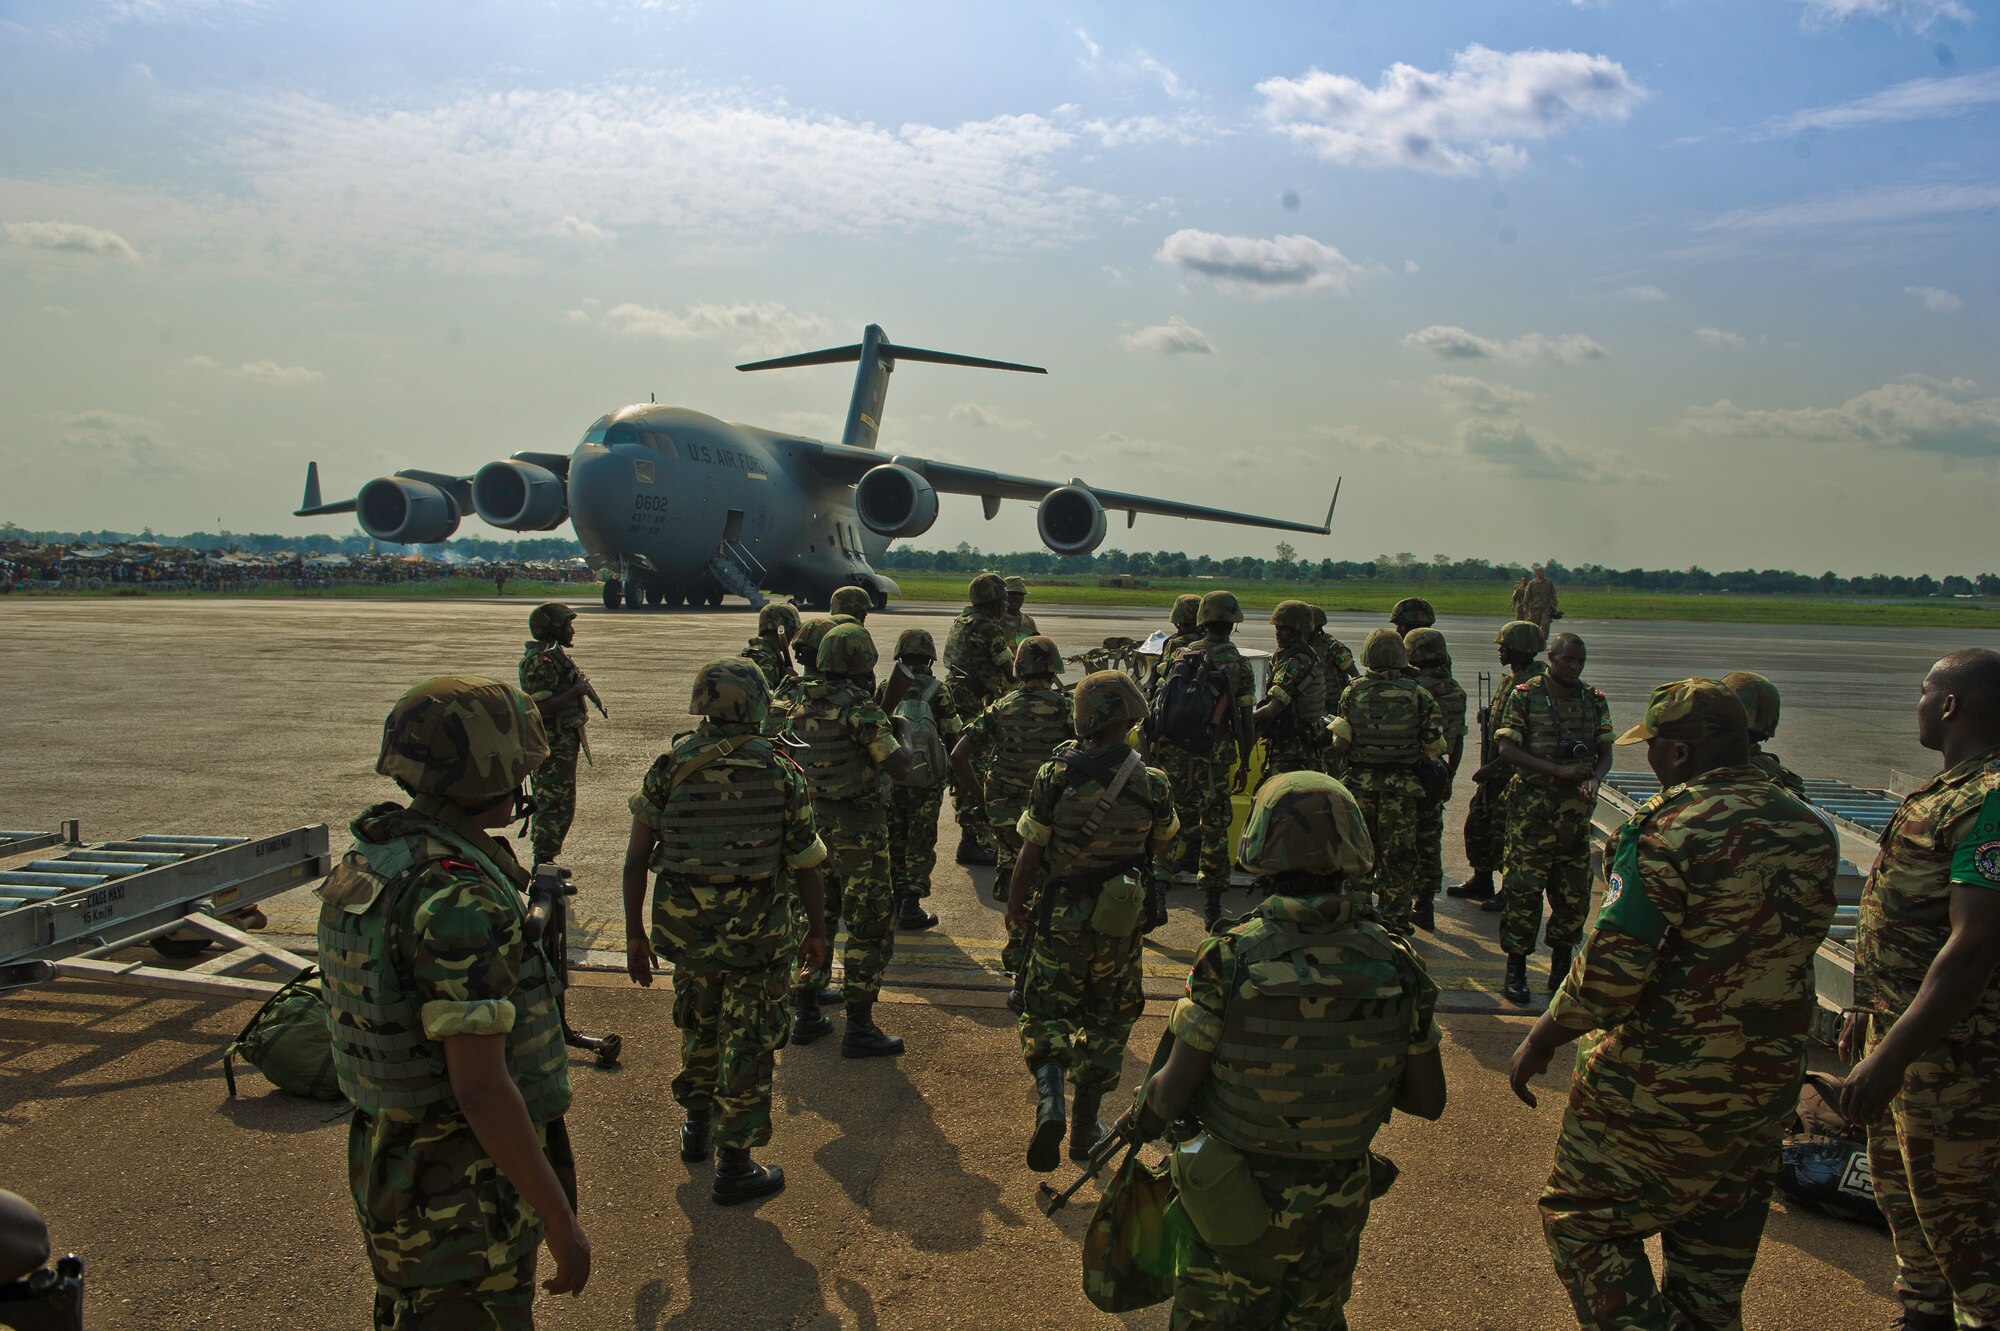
948,402,1037,431
1769,69,2000,136
1619,285,1670,302
1403,259,1421,274
597,300,828,354
49,409,218,474
542,214,616,245
1695,326,1746,350
1677,376,2000,459
1430,374,1536,415
1456,419,1619,483
1256,44,1645,175
1402,324,1607,364
1799,0,1971,29
1701,183,2000,233
1138,53,1191,101
1157,229,1363,294
233,360,323,384
41,304,70,317
1117,316,1215,355
1074,27,1103,66
18,0,267,47
1905,285,1963,313
2,220,140,260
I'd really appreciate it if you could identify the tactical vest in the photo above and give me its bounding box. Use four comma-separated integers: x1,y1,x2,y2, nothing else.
1046,745,1159,878
1515,676,1601,764
1269,644,1326,739
316,808,570,1123
789,679,882,805
986,687,1072,792
521,643,587,729
1344,674,1426,765
647,735,790,882
1192,916,1418,1160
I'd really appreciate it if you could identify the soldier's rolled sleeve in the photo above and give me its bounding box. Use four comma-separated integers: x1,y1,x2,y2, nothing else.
782,770,828,869
1492,687,1530,747
1328,716,1354,745
411,874,524,1040
627,765,672,828
845,701,899,765
519,652,562,702
1266,658,1297,707
1147,772,1180,845
1947,789,2000,889
936,682,965,737
1546,824,1683,1033
1169,938,1232,1053
1018,760,1063,846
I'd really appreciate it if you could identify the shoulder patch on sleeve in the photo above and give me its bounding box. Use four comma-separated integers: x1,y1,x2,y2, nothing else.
1596,823,1669,944
1948,787,2000,888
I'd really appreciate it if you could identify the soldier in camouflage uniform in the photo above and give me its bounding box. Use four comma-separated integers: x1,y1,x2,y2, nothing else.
769,618,833,736
1450,620,1545,906
1493,630,1611,1004
1149,594,1203,696
1308,604,1359,694
621,659,829,1204
1526,566,1560,635
741,602,801,692
518,602,598,866
882,628,961,932
1329,629,1444,936
1839,649,2000,1331
786,623,916,1056
1510,679,1839,1331
1405,627,1467,933
952,635,1074,979
1001,574,1040,644
1721,670,1807,798
827,584,873,626
1254,599,1327,779
1121,772,1446,1331
944,573,1016,865
318,676,589,1328
1389,596,1435,636
1008,670,1177,1171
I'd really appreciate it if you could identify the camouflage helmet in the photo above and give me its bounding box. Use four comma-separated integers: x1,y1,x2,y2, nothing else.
1236,771,1374,879
1403,627,1450,667
1198,590,1243,626
1361,627,1408,672
1309,604,1328,631
377,675,549,802
894,627,938,660
969,573,1007,607
816,622,878,676
1170,593,1202,629
689,657,771,726
1494,619,1546,656
1014,634,1065,678
1720,670,1782,739
1390,597,1436,630
829,585,872,619
1073,669,1145,733
1269,599,1316,634
527,601,576,642
1002,575,1028,595
758,602,801,637
793,618,834,670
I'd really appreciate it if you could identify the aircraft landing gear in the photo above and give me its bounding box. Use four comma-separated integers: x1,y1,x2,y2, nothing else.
644,584,665,608
622,579,642,610
601,578,622,611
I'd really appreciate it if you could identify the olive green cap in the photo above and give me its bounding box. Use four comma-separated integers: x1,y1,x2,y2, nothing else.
1495,620,1545,656
377,675,548,802
1720,670,1782,739
690,657,771,725
1269,599,1315,633
1617,678,1749,746
1236,771,1374,878
1361,627,1408,672
1198,590,1242,626
1390,597,1436,629
829,585,872,618
1014,634,1065,678
816,622,879,676
895,627,937,660
1073,669,1145,732
528,602,576,642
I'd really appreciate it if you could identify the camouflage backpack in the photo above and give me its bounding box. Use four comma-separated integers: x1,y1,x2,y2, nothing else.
223,967,341,1101
890,675,950,790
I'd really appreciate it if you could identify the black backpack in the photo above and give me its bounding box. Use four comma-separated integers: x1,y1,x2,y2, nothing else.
1775,1072,1884,1228
1148,643,1232,754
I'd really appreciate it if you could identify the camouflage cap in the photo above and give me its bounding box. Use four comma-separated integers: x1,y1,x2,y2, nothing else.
1170,594,1202,629
377,675,549,802
527,601,576,642
1390,597,1436,629
758,601,802,637
816,622,879,676
895,627,938,660
1269,599,1315,633
1073,669,1145,733
1014,634,1065,678
793,618,834,669
1361,627,1408,672
1616,678,1749,746
690,657,771,725
1236,771,1374,878
1198,590,1242,626
829,585,872,618
1495,619,1545,656
968,572,1007,606
1003,575,1028,595
1720,670,1782,738
1403,626,1450,666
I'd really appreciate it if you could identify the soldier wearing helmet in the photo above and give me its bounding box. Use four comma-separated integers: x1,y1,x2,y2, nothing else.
1001,575,1040,644
942,573,1017,866
1149,594,1205,699
1403,627,1468,932
882,627,963,932
1121,772,1446,1329
784,622,918,1056
318,676,591,1322
742,602,802,692
1307,604,1359,695
1491,630,1613,1004
952,635,1075,980
1007,670,1178,1173
1449,620,1547,909
518,602,601,866
621,658,830,1205
1721,671,1806,797
1253,600,1328,780
1328,629,1445,935
769,617,833,735
1390,597,1436,636
828,585,874,625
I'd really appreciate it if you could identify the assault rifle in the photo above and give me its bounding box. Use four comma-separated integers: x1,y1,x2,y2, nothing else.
526,864,622,1069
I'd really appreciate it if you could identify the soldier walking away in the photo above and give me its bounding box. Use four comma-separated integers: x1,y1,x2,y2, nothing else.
1329,629,1444,935
1389,596,1435,637
1307,603,1359,695
827,584,873,626
1120,773,1446,1330
1006,670,1177,1171
1839,649,2000,1331
742,602,801,692
1511,679,1839,1331
1253,599,1328,779
519,602,602,867
1493,631,1611,1004
621,659,830,1205
943,573,1016,865
951,636,1074,981
1512,574,1531,622
1450,620,1546,906
1143,590,1255,932
1721,671,1807,798
1002,575,1040,644
1405,627,1468,932
318,676,589,1328
882,628,961,932
785,623,916,1056
1149,594,1203,698
1526,566,1560,635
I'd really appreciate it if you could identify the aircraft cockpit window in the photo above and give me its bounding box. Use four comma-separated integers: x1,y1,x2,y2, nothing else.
641,429,677,457
604,423,641,447
580,415,612,445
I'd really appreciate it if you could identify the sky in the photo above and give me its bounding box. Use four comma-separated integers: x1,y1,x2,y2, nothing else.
1,0,1995,576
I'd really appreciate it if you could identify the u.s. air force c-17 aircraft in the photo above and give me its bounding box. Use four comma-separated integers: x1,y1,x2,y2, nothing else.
295,324,1338,610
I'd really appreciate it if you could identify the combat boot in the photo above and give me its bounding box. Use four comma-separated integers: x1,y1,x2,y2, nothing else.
1890,1309,1955,1330
1480,892,1505,914
679,1115,711,1163
1412,892,1436,934
790,986,832,1046
842,1000,906,1058
1202,889,1225,934
1027,1063,1066,1173
711,1147,785,1205
1447,870,1494,902
955,832,996,866
1502,953,1530,1004
1069,1087,1108,1162
1547,945,1572,992
894,892,938,931
1143,880,1170,933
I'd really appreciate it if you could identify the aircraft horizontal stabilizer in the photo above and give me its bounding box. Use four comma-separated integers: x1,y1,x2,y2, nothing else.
737,343,1046,376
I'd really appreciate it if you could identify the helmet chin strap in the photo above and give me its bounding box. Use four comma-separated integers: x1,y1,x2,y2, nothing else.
511,788,539,836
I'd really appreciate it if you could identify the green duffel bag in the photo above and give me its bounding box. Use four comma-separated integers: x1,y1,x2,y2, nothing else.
223,967,342,1101
1170,1132,1271,1249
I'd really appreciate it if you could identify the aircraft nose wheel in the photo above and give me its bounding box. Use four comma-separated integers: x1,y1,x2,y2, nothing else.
622,579,642,609
601,578,622,610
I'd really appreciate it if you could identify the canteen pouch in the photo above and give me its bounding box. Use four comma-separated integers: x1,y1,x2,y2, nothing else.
1090,872,1146,937
1169,1132,1270,1249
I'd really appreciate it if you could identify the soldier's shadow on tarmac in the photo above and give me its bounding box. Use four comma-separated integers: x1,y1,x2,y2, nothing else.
635,1177,838,1330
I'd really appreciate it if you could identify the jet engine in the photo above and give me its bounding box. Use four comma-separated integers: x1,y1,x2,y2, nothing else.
854,463,940,540
472,460,568,531
1036,485,1107,556
356,476,461,545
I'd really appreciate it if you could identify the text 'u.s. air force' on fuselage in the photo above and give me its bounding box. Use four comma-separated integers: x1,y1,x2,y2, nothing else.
293,324,1340,611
